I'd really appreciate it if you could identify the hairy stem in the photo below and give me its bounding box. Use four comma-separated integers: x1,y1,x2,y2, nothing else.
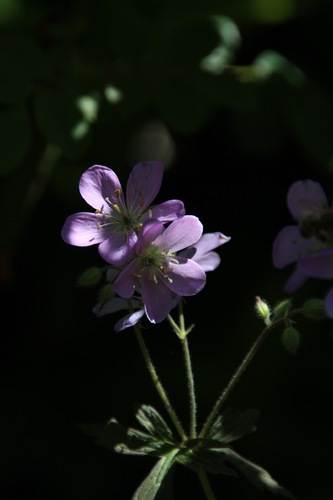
182,336,197,438
197,468,217,500
133,322,187,441
199,311,302,438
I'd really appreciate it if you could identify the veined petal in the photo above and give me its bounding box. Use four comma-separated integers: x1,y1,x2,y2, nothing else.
155,216,203,253
284,266,308,293
194,252,221,272
115,309,145,332
164,257,206,295
126,161,163,212
141,278,173,323
136,220,163,254
98,231,137,265
298,247,333,279
287,179,328,221
324,287,333,319
272,226,315,268
193,232,231,257
79,165,123,211
112,259,139,297
150,200,185,221
61,212,109,246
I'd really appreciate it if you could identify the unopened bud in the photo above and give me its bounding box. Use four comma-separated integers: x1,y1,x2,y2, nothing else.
255,296,271,326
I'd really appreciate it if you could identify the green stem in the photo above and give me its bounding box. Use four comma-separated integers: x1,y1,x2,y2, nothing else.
197,468,217,500
133,322,187,441
182,337,197,438
199,311,302,438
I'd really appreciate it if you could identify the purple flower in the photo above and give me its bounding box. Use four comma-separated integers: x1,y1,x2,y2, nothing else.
112,216,207,324
61,161,185,266
273,179,333,317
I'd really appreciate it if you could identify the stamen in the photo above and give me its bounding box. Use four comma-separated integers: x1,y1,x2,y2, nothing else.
115,188,121,198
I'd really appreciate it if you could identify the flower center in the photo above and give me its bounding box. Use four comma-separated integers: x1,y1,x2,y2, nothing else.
138,244,169,282
299,208,333,245
97,189,143,235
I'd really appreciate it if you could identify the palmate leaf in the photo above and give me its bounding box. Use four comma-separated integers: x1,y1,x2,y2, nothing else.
132,449,180,500
219,448,296,499
206,407,260,443
79,405,177,458
135,405,175,443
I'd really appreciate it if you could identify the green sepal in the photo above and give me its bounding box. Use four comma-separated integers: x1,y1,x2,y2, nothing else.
98,283,115,306
205,408,260,443
273,299,292,320
282,326,300,354
302,298,327,320
76,267,102,287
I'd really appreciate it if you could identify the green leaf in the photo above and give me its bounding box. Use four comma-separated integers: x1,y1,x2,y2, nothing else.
0,34,46,103
132,449,179,500
282,326,300,355
302,298,327,320
79,417,174,458
78,418,146,452
136,405,174,443
33,87,91,159
206,408,260,443
176,440,237,476
221,448,296,499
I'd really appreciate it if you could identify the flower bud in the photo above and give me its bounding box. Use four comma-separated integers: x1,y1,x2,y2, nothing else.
255,296,271,326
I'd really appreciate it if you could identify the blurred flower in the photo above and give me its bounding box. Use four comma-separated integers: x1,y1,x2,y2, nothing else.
113,216,206,324
61,161,185,266
273,179,333,317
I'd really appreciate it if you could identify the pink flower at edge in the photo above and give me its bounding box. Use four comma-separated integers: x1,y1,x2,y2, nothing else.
273,179,333,317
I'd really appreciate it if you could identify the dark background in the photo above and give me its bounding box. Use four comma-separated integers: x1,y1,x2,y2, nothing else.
1,1,333,498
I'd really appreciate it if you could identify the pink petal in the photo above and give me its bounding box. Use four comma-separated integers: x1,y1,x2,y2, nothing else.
287,179,328,221
79,165,123,211
298,247,333,279
324,287,333,319
273,226,315,268
141,278,173,323
61,212,109,246
164,258,206,296
126,161,163,212
284,267,308,293
98,231,137,266
155,216,203,253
